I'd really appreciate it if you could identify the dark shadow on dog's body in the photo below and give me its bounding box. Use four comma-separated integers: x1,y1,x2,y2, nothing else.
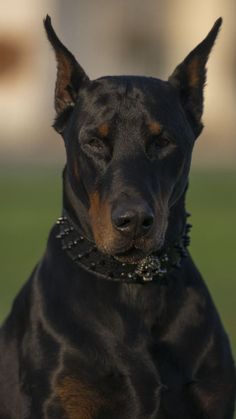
0,16,235,419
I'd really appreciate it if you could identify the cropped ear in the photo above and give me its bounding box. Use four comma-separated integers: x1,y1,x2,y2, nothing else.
168,18,222,137
44,15,89,119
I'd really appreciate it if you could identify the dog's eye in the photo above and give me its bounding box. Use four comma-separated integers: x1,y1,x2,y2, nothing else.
153,136,170,149
84,137,109,155
82,136,111,162
88,137,105,151
147,134,175,160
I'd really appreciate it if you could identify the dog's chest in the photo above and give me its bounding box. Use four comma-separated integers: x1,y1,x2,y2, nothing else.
52,345,163,419
44,284,194,418
48,307,195,419
51,341,194,419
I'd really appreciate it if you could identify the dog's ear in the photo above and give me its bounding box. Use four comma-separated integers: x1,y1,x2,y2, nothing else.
44,15,89,118
168,18,222,137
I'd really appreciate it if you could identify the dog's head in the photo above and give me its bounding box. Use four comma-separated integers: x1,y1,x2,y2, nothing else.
44,16,222,263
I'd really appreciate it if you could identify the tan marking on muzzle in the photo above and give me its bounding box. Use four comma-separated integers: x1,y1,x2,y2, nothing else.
89,191,115,252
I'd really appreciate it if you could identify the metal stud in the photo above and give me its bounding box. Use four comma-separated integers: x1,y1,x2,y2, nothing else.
57,216,67,224
63,228,72,235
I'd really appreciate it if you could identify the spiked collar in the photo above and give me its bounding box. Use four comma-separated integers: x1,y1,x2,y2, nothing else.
56,211,191,284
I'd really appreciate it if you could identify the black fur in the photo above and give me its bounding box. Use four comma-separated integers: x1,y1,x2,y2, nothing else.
0,16,235,418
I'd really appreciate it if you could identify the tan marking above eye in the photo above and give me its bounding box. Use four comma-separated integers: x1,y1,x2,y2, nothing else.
148,120,162,136
97,122,109,138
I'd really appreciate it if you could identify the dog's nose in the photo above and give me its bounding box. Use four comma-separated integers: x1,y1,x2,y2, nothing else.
111,204,154,237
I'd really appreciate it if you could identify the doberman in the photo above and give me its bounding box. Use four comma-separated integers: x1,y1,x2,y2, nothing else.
0,15,235,419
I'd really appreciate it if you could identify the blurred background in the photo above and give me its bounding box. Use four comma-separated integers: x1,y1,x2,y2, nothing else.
0,0,235,364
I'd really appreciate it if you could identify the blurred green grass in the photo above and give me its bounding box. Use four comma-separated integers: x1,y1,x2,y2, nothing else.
0,167,235,358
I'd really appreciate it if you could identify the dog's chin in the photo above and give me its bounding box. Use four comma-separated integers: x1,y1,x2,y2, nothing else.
97,238,165,264
112,247,151,264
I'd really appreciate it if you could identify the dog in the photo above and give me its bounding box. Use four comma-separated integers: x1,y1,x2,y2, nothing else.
0,15,235,419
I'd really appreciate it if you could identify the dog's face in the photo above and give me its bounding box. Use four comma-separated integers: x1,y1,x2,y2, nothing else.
62,76,194,262
44,16,222,262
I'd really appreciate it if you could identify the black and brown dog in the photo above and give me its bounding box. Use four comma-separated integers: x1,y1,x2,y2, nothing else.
0,16,235,419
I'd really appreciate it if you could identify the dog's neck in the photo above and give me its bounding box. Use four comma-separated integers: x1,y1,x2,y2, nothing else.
57,171,191,283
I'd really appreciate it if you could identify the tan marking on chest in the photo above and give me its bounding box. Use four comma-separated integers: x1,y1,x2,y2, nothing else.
56,376,105,419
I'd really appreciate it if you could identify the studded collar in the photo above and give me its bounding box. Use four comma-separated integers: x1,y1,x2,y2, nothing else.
56,211,191,284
